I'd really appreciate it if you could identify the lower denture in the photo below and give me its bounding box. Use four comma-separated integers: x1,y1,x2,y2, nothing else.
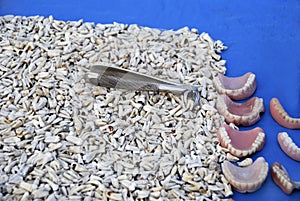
217,124,266,157
270,98,300,129
221,157,269,193
216,94,264,126
277,132,300,162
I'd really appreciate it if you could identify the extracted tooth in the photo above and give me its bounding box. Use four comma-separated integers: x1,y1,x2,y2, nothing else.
221,157,268,193
237,158,253,167
216,94,264,126
277,132,300,162
271,162,300,194
270,98,300,129
217,124,266,157
226,153,240,162
213,72,256,100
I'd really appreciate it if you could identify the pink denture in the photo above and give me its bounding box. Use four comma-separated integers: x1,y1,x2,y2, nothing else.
277,132,300,162
270,98,300,129
271,162,300,195
216,94,264,126
217,124,266,157
213,72,256,100
221,157,268,193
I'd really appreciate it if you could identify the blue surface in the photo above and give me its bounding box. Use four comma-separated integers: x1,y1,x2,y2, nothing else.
1,0,299,200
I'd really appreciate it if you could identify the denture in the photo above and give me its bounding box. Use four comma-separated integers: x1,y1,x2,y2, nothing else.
213,72,256,100
271,162,300,194
270,98,300,129
221,157,268,193
277,132,300,162
217,124,266,157
216,94,264,126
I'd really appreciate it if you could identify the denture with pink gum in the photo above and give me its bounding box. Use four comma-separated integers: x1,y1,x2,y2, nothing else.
271,162,300,194
270,97,300,129
277,132,300,162
217,124,266,157
221,157,268,193
216,94,264,126
213,72,256,100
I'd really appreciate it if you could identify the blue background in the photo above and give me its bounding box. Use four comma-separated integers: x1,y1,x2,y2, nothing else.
1,0,299,200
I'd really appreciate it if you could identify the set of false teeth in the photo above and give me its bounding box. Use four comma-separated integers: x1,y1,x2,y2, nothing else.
214,72,300,195
213,72,268,193
270,98,300,194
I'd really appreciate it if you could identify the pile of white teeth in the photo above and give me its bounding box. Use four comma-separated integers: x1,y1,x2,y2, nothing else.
0,15,233,200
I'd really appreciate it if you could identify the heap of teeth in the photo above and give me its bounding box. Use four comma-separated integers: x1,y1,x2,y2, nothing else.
0,15,236,200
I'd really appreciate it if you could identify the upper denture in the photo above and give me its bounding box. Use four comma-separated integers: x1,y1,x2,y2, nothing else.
216,94,264,126
213,72,256,100
217,124,266,157
270,98,300,129
221,157,268,193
